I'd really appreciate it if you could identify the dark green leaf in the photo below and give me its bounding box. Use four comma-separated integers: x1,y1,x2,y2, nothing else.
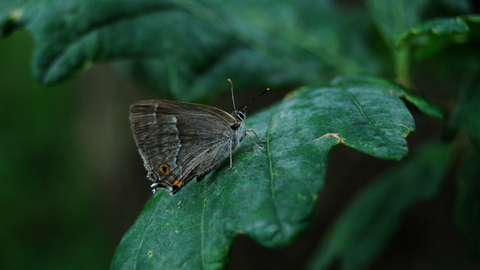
332,75,443,119
112,78,415,269
0,0,383,101
308,142,452,270
364,0,432,82
366,0,432,43
455,150,480,262
395,14,480,58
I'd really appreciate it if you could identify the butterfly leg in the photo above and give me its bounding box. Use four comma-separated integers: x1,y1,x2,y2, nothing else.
245,129,265,149
228,139,233,170
246,129,266,142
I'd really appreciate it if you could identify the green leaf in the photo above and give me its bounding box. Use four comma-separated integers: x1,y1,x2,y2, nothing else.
0,0,384,102
455,150,480,262
308,142,452,270
395,14,480,58
449,69,480,149
364,0,432,82
112,78,415,269
366,0,432,43
332,75,443,119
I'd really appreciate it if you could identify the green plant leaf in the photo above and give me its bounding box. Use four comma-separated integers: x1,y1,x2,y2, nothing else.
364,0,432,83
308,142,452,270
455,150,480,262
395,14,480,59
366,0,431,43
0,0,383,102
332,75,443,119
449,69,480,149
111,77,415,269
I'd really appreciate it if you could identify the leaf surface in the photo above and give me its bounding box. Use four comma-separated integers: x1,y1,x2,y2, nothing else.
332,75,443,119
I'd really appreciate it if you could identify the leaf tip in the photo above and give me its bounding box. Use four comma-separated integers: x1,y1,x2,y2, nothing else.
395,123,415,134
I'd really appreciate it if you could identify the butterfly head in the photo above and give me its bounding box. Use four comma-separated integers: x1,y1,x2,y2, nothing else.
228,79,269,123
235,109,246,121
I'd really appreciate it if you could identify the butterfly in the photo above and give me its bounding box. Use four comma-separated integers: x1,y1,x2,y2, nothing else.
130,79,269,194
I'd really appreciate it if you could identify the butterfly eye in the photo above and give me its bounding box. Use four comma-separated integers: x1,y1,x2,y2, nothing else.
159,164,170,175
236,111,245,121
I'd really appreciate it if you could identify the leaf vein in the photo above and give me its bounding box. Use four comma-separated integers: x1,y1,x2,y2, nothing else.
265,105,284,238
338,86,389,145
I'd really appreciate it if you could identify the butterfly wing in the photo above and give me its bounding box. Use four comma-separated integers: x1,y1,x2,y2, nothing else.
130,100,244,194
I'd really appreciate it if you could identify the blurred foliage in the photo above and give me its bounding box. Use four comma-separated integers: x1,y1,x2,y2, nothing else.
0,32,111,269
0,0,385,102
0,0,479,269
455,150,480,262
308,142,453,270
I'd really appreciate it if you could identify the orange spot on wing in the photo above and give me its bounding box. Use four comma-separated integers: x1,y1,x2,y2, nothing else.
173,179,183,187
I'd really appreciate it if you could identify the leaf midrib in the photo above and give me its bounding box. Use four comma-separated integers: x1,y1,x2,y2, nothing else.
266,103,284,240
338,85,389,146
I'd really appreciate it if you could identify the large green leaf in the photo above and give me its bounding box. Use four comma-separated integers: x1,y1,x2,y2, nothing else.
455,150,480,262
308,142,452,270
0,0,381,102
111,77,416,269
395,14,480,59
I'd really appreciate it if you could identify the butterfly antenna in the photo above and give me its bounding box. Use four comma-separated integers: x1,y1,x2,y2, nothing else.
228,78,237,112
239,87,270,111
